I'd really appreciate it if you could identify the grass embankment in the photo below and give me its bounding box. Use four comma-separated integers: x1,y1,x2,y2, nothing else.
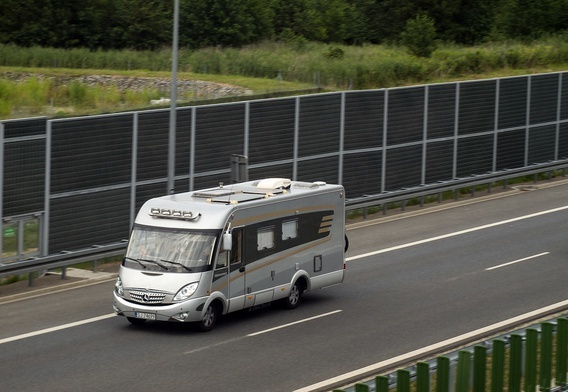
1,38,568,119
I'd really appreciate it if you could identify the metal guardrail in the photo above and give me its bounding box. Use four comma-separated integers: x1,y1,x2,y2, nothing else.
345,162,568,216
1,161,567,286
0,240,127,285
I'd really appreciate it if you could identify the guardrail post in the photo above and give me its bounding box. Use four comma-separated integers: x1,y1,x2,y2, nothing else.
525,328,538,392
540,322,553,391
491,339,505,392
556,318,568,386
456,350,471,392
437,356,450,392
473,345,487,392
375,375,389,392
354,383,369,392
509,334,523,392
397,369,411,392
417,362,429,392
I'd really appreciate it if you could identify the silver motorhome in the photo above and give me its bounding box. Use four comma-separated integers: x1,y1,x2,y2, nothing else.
113,178,346,331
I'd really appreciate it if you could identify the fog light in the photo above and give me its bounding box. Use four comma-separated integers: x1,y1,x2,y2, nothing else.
172,312,189,322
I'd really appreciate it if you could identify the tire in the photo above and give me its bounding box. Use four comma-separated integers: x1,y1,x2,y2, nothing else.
282,281,302,309
195,303,218,332
127,317,147,325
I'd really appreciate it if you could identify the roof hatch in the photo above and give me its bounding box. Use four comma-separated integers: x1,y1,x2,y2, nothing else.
254,178,291,189
190,178,292,205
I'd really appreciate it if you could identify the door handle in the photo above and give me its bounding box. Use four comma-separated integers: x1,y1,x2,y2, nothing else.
239,266,245,273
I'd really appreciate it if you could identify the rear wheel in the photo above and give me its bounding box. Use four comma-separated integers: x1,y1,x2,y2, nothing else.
126,317,147,325
195,303,218,332
282,281,302,309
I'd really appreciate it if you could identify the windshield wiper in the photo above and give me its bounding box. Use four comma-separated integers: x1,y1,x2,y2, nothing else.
124,256,146,269
136,259,168,271
160,259,192,272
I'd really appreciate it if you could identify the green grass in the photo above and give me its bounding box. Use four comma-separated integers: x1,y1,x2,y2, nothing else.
0,65,312,119
2,38,568,119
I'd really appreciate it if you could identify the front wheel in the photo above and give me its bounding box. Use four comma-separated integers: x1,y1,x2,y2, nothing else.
194,303,218,332
282,282,302,309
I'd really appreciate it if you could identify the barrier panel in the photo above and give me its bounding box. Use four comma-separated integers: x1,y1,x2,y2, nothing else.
2,72,568,264
338,318,568,392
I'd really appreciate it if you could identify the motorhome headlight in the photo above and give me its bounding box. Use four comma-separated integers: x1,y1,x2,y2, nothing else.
114,276,124,297
174,282,199,301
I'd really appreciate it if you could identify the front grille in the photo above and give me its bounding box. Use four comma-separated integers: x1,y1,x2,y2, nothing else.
129,290,167,304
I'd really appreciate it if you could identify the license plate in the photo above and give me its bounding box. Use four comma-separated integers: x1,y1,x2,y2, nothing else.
134,312,156,320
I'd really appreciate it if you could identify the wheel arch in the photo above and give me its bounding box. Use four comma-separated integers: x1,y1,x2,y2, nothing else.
202,292,228,316
292,270,310,293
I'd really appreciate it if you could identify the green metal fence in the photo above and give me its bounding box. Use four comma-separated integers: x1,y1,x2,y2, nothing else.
337,318,568,392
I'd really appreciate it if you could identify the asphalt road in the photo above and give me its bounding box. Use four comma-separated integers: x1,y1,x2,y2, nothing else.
1,180,568,392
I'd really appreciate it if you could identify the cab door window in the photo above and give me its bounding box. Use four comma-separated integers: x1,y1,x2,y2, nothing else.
230,228,243,265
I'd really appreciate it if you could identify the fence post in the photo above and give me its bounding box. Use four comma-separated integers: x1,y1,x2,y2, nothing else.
397,369,411,392
417,362,430,392
557,318,568,386
491,339,505,392
375,375,389,392
540,322,553,391
354,383,369,392
456,350,471,392
437,356,451,392
473,345,487,392
525,328,538,392
509,334,523,392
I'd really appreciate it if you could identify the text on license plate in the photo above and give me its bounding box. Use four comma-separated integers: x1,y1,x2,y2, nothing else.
134,312,156,320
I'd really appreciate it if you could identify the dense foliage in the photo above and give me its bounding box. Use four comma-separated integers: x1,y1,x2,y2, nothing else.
1,0,568,51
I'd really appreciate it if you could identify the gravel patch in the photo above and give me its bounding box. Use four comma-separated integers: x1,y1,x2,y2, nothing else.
2,72,253,99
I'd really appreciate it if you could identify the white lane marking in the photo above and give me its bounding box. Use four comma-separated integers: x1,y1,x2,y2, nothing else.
486,252,550,271
0,314,115,345
184,337,244,355
247,310,342,337
294,299,568,392
346,205,568,261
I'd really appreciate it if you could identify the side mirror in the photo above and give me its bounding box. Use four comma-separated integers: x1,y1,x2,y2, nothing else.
222,232,232,251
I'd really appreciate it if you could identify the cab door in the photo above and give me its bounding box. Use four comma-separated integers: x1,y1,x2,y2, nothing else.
226,227,246,312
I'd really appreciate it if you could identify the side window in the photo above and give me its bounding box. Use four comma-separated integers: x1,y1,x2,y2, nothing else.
282,219,298,241
230,228,243,265
257,226,275,251
215,248,227,268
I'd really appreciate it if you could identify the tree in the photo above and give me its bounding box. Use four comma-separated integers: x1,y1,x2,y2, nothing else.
492,0,568,41
179,0,273,48
400,14,437,58
112,0,171,50
0,0,56,47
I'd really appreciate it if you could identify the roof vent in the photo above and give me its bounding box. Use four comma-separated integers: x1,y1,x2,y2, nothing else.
256,178,291,189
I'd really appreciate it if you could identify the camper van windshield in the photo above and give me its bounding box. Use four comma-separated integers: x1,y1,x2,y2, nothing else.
124,225,218,273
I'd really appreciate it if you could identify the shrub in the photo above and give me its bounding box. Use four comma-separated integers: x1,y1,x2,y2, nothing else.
323,46,345,59
68,82,88,106
400,14,438,58
0,99,12,117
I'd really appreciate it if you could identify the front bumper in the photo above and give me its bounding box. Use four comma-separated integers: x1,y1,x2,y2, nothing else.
113,291,207,323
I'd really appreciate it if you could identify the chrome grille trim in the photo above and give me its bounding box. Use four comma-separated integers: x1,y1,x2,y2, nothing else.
129,290,167,304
